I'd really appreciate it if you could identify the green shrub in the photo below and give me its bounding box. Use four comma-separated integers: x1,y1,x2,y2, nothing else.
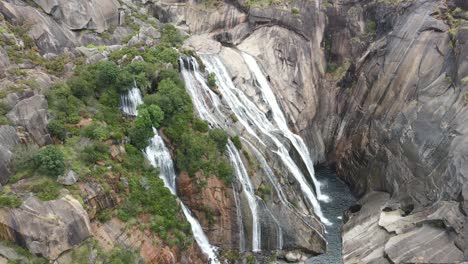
109,46,140,64
34,146,65,177
81,142,109,164
142,46,180,65
209,128,228,152
44,56,66,76
48,119,67,141
231,135,242,150
82,122,110,141
129,109,155,149
107,247,138,264
217,159,233,184
160,24,185,47
193,118,209,133
207,72,217,88
365,20,377,35
0,195,22,208
291,8,300,15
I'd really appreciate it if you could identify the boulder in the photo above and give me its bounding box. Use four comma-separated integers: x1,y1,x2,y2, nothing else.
57,170,79,186
6,94,51,146
0,126,19,184
0,195,92,260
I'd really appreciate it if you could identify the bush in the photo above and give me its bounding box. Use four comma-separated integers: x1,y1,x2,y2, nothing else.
160,24,185,47
209,128,228,152
48,119,67,141
207,72,217,88
291,8,300,15
217,159,233,184
231,135,242,150
81,142,109,164
193,118,209,133
82,122,110,141
129,109,155,149
34,146,65,177
365,20,377,35
0,195,22,208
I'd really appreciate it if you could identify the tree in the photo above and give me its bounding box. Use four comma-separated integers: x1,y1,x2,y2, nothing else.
34,146,65,177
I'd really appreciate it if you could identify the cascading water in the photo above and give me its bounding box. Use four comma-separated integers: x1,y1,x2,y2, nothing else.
180,53,332,254
144,131,219,263
241,53,329,203
121,86,219,263
227,141,261,252
199,54,330,225
120,81,143,116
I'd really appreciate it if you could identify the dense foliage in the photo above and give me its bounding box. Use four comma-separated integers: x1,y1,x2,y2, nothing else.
34,146,65,177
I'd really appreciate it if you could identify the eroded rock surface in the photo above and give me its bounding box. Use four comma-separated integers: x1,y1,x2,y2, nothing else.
6,93,51,146
0,126,19,184
0,195,91,259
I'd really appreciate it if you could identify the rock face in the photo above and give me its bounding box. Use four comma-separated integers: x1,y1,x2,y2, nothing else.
33,0,120,33
0,195,92,259
342,192,464,264
6,93,51,146
92,218,205,264
0,126,18,184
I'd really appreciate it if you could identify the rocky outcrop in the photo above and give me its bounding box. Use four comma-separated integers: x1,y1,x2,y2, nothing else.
33,0,120,33
92,218,205,264
6,93,51,146
0,126,19,184
177,172,239,250
0,195,91,259
80,182,120,220
342,192,464,264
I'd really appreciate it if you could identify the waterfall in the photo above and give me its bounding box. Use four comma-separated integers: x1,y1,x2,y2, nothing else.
120,81,143,116
144,131,219,263
227,141,261,252
241,53,329,203
121,86,219,263
199,54,330,225
232,182,246,252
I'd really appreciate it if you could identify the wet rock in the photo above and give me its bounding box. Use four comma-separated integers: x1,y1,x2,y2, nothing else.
384,224,463,263
0,195,91,260
6,94,51,146
284,250,308,262
57,170,79,186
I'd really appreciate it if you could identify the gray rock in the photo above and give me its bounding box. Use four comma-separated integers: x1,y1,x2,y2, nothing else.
284,251,308,262
33,0,120,33
6,94,51,146
0,126,19,184
57,170,79,186
384,224,463,263
0,195,91,260
0,47,10,73
342,192,391,264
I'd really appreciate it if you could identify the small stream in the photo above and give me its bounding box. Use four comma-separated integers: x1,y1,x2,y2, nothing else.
306,167,356,264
